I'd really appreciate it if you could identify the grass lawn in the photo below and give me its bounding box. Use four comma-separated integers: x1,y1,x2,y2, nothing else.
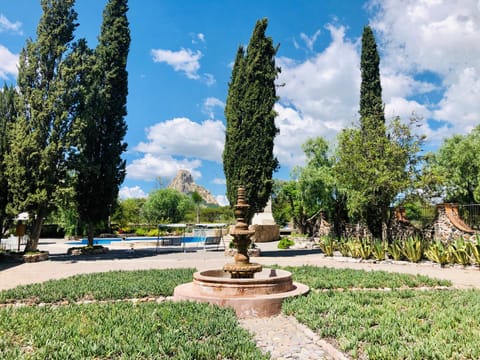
0,266,478,359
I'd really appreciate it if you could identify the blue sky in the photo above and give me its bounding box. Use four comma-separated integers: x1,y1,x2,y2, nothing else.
1,1,480,206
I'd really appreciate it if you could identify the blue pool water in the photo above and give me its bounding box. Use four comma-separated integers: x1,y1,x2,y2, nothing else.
66,236,204,246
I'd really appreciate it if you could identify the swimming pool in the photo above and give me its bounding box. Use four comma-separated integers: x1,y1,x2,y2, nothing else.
66,236,205,246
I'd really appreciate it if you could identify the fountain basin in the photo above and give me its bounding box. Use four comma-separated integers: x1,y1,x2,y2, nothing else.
173,268,309,318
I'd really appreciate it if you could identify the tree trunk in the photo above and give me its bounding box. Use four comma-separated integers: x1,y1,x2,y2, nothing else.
87,223,94,247
25,214,44,252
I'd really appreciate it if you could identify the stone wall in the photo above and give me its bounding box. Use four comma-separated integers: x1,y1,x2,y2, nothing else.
250,224,280,243
428,203,477,243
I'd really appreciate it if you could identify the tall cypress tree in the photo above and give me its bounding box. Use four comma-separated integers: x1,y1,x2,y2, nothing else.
223,46,246,206
4,0,78,250
0,85,17,235
223,18,280,221
358,25,388,238
74,0,130,245
335,25,422,240
359,26,385,129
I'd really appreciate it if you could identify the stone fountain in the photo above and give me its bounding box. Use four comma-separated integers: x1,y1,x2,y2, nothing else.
174,186,309,318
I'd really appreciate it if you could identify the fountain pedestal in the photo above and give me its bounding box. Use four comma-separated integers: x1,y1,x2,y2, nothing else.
173,186,309,318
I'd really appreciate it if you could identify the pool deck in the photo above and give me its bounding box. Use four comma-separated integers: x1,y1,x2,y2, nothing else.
1,237,480,291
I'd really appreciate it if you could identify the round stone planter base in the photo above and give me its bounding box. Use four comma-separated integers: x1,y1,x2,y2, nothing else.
23,251,49,263
173,268,309,318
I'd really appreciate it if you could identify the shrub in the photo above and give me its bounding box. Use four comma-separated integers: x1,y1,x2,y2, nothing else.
318,236,336,256
337,238,351,257
425,241,449,266
372,240,386,261
388,240,404,261
402,236,424,263
278,238,295,249
447,238,472,266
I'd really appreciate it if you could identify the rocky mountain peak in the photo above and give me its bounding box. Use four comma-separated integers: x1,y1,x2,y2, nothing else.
168,170,219,206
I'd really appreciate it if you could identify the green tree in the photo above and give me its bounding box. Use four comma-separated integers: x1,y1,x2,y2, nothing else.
112,198,146,228
273,138,348,236
143,189,193,224
191,191,204,223
433,126,480,203
223,18,280,222
0,85,17,235
335,26,423,239
73,0,130,245
4,0,78,250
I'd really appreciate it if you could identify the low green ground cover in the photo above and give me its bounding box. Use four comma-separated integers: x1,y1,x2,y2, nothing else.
283,289,480,359
0,301,266,359
0,269,195,304
0,267,475,359
0,268,266,359
282,265,451,289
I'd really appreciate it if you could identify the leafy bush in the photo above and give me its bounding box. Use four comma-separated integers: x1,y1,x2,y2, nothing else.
278,237,295,249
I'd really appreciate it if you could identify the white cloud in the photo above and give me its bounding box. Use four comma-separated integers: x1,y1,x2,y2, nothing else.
0,14,22,34
203,73,216,86
369,0,480,138
202,97,225,119
215,195,229,207
433,67,480,133
275,24,360,167
300,29,321,51
151,48,202,79
127,117,225,183
135,117,225,162
0,45,18,79
126,153,202,181
119,186,147,199
197,33,205,43
212,178,226,185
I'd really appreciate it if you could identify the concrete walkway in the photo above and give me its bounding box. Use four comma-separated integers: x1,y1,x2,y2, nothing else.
1,238,480,359
2,238,479,290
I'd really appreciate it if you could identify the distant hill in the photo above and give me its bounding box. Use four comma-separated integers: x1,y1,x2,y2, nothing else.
168,169,219,206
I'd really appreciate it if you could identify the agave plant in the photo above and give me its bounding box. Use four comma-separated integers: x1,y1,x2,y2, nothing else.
425,241,449,267
371,240,386,261
357,238,372,260
402,236,424,263
467,235,480,266
337,238,351,257
346,239,362,258
388,240,404,261
318,236,336,256
447,238,472,266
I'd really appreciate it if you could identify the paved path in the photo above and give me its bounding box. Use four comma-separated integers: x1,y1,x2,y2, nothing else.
1,238,480,359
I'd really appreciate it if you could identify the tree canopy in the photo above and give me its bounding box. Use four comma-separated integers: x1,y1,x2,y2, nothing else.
223,18,280,221
0,85,17,235
4,0,78,250
335,26,423,239
73,0,130,245
143,189,193,224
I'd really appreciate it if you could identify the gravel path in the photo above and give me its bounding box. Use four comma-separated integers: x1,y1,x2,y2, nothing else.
240,314,347,360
